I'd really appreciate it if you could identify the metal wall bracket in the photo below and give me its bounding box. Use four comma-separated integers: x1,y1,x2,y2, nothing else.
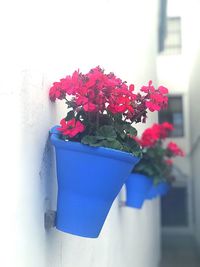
44,210,56,230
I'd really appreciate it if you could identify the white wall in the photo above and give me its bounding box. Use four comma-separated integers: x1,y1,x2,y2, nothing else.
156,0,195,233
157,0,200,239
189,47,200,249
0,0,161,266
187,0,200,247
157,56,193,234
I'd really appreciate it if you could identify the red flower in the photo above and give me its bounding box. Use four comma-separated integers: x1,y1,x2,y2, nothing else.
151,123,173,139
158,86,168,94
58,118,85,138
141,80,155,93
49,82,65,101
129,84,135,92
49,67,169,153
135,122,175,148
145,101,161,111
162,122,174,132
138,127,160,148
165,159,173,166
167,142,185,157
141,81,168,112
83,102,97,112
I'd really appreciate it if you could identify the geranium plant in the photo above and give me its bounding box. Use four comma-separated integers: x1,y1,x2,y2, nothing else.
134,122,185,183
49,66,168,157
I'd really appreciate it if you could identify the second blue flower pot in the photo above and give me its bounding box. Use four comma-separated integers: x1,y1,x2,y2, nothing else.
125,173,153,209
146,184,158,199
146,181,171,199
50,126,140,238
157,181,170,196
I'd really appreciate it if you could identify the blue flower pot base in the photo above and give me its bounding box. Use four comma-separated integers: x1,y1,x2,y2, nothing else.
125,173,153,209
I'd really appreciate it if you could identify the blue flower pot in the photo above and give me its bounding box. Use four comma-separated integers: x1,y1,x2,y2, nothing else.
146,181,171,199
157,181,170,196
50,126,140,238
146,184,158,199
125,173,153,209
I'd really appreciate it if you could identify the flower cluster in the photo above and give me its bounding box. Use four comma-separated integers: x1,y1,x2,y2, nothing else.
58,118,85,138
167,142,185,157
133,122,184,183
49,67,168,155
141,81,168,112
134,122,174,148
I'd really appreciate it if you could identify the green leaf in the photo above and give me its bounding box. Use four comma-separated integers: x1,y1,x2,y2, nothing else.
96,125,117,139
81,135,124,151
76,109,88,122
125,137,142,157
114,122,137,139
99,114,113,125
113,113,123,121
114,123,126,139
123,124,137,136
81,135,99,146
98,140,124,150
65,110,75,121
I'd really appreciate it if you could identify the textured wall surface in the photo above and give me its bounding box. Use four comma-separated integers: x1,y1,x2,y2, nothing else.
0,0,161,266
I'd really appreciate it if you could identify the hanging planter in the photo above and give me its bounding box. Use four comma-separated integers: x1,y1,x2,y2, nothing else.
146,184,158,199
50,126,139,238
133,122,184,201
157,181,171,196
48,66,168,237
146,181,171,200
125,173,153,209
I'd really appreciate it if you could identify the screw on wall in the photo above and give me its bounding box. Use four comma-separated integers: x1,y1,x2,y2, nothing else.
44,210,56,230
118,200,126,207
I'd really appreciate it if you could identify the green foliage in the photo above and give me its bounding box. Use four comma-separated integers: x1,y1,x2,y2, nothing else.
81,123,141,157
134,144,170,183
65,110,75,121
63,110,142,156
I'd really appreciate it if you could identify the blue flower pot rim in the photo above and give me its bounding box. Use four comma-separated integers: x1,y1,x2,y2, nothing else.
50,126,140,164
130,173,155,182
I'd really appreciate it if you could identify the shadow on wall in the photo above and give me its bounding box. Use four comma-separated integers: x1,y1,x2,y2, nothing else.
39,138,57,214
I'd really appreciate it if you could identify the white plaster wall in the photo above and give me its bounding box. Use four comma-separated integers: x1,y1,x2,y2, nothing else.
157,56,191,180
156,0,196,233
165,0,200,244
0,0,161,266
157,0,200,239
157,57,193,234
189,50,200,247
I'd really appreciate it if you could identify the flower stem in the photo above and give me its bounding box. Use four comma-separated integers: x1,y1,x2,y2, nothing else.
96,111,100,131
